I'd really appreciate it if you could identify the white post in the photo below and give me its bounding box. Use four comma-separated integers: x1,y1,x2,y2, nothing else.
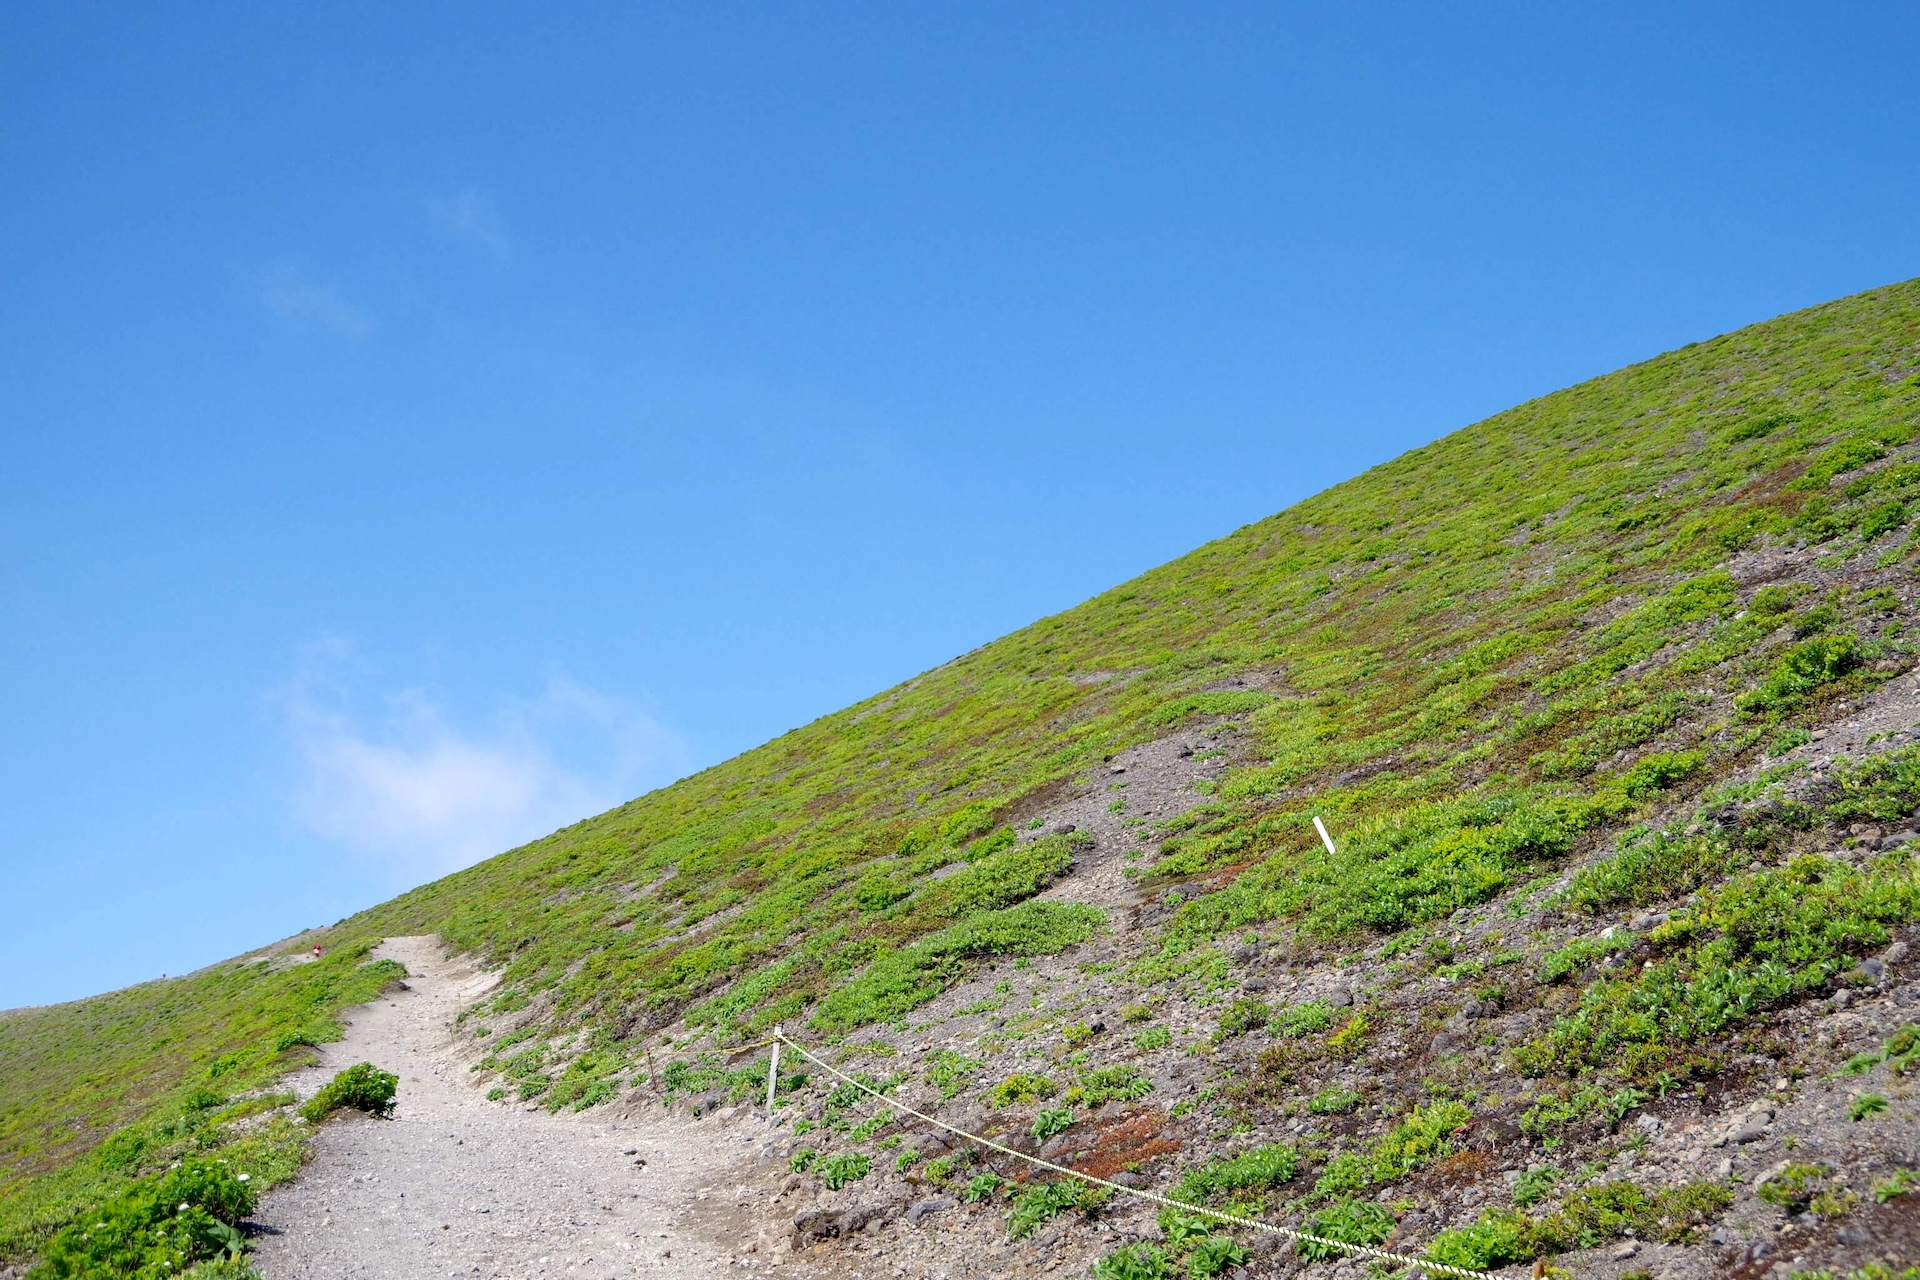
766,1027,783,1117
1312,815,1338,857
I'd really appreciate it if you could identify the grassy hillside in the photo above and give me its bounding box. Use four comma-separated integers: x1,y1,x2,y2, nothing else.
4,278,1918,1270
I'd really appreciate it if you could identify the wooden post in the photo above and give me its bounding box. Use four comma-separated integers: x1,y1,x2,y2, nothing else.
766,1028,783,1117
1312,815,1338,857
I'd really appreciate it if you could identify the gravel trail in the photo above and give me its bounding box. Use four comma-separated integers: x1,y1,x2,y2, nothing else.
252,937,780,1280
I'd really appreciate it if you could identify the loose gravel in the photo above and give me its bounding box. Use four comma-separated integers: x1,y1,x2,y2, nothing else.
251,937,780,1280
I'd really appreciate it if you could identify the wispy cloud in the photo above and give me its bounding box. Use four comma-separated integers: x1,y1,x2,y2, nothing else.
256,266,375,339
273,640,687,878
430,188,511,260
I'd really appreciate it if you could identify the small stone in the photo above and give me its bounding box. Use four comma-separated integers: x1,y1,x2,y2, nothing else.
1837,1224,1872,1246
1324,987,1354,1008
1611,1242,1640,1260
1834,989,1856,1010
1242,977,1270,993
1859,957,1888,984
1886,940,1911,965
1881,830,1919,851
905,1196,957,1224
1732,1109,1773,1144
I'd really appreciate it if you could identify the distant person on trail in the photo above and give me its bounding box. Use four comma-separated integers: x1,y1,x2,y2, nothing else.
312,944,324,958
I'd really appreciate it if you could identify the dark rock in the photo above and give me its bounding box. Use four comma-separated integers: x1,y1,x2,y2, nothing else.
1732,1109,1773,1144
1242,977,1270,993
1859,957,1888,984
836,1204,890,1236
1039,1133,1077,1161
1053,823,1077,835
1324,986,1354,1008
1110,1171,1145,1189
906,1196,957,1224
792,1209,840,1243
1881,830,1919,851
691,1090,725,1117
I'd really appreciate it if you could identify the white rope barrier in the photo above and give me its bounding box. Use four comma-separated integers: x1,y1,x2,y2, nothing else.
763,1026,1495,1279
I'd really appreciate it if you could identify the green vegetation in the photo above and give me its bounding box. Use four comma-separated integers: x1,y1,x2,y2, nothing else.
1030,1107,1074,1140
1092,1243,1173,1280
1426,1180,1731,1268
989,1073,1059,1107
30,1157,256,1279
1007,1179,1109,1239
1300,1198,1394,1260
1314,1100,1470,1197
298,1063,397,1125
1169,1143,1299,1212
1519,851,1920,1084
925,1050,982,1098
961,1171,1007,1203
6,280,1920,1269
1,945,402,1263
1272,1001,1337,1037
815,1152,871,1190
1307,1085,1361,1116
1068,1066,1153,1107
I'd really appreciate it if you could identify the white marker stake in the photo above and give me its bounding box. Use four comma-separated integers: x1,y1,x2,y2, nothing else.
1312,815,1338,857
766,1028,783,1117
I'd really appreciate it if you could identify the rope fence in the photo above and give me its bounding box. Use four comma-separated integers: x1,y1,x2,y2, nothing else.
755,1026,1496,1280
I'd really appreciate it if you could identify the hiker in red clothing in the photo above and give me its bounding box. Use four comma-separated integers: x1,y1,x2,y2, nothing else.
312,944,324,958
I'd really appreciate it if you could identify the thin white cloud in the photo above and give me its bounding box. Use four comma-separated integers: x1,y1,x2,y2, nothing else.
429,189,511,260
256,266,375,339
273,640,687,878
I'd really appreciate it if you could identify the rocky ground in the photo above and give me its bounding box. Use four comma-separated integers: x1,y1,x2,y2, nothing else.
666,676,1920,1279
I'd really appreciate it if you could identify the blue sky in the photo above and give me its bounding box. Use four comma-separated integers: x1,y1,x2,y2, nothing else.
3,3,1916,1007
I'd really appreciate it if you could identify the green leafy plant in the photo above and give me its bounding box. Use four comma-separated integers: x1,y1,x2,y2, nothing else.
816,1152,871,1190
1850,1093,1889,1121
1092,1243,1174,1280
1301,1198,1394,1260
961,1171,1007,1203
1031,1108,1074,1141
298,1062,397,1124
989,1073,1058,1106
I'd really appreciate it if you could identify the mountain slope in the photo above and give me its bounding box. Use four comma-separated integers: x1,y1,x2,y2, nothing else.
5,279,1919,1274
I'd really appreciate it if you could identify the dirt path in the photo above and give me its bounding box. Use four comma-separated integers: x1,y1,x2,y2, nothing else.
251,937,782,1280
